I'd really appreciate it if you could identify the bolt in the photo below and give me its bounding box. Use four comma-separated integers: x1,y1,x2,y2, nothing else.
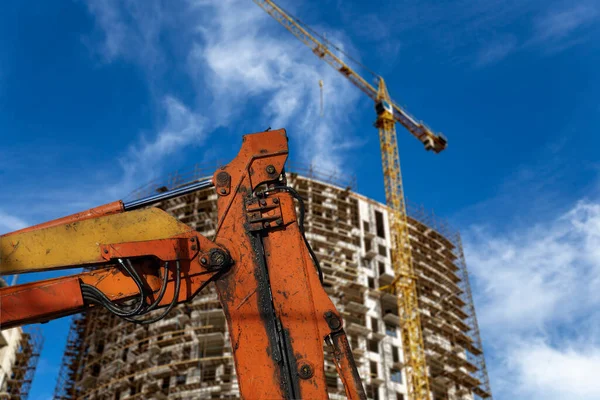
190,237,196,242
191,245,197,251
219,188,227,195
328,316,341,330
259,199,267,206
276,218,283,226
200,257,208,265
211,252,225,266
298,364,313,379
266,165,276,175
325,311,342,330
208,248,232,270
272,197,279,204
216,171,229,184
103,249,109,254
264,222,270,228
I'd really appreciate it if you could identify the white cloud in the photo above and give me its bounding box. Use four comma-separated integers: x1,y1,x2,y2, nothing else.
85,0,364,174
475,35,518,67
187,0,363,172
464,199,600,399
511,341,600,399
85,0,164,66
465,1,599,66
533,3,598,43
116,96,207,195
0,210,28,234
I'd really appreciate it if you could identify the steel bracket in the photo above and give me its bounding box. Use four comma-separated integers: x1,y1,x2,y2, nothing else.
244,196,284,231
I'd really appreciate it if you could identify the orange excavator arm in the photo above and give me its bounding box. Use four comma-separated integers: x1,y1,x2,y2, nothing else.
0,129,366,400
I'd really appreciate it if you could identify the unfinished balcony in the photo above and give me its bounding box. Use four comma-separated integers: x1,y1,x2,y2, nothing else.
343,314,371,336
383,310,401,327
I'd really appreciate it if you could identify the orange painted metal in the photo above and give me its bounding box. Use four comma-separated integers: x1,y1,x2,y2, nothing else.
261,194,335,398
99,235,199,263
330,331,367,399
212,130,291,399
263,192,366,400
0,229,226,330
0,277,84,328
0,129,367,399
213,129,365,399
213,129,288,237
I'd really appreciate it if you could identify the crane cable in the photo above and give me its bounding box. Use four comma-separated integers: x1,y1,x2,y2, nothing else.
319,80,324,117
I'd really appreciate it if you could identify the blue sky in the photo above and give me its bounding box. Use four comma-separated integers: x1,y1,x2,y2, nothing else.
1,0,599,399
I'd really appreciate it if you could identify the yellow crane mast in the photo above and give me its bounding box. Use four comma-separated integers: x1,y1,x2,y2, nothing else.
253,1,448,400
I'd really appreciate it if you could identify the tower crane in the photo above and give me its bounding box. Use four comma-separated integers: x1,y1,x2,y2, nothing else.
253,2,448,400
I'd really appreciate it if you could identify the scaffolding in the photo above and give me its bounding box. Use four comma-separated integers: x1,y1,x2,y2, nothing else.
54,173,491,400
123,161,357,204
407,203,493,400
1,327,43,400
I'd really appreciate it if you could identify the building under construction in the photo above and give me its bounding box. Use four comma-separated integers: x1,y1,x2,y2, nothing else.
53,167,492,400
0,279,43,400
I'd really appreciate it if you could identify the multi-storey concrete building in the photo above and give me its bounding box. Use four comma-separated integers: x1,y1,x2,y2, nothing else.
0,279,43,400
54,168,492,400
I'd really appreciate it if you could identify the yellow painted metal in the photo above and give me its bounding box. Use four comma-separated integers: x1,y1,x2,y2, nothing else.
254,2,438,399
0,208,192,274
253,0,447,153
376,78,431,400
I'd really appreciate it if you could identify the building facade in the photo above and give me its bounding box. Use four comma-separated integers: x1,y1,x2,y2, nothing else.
0,279,43,400
54,170,492,400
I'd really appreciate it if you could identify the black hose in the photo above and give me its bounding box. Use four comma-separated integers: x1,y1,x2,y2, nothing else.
123,260,182,325
81,259,148,317
82,258,177,323
141,261,170,313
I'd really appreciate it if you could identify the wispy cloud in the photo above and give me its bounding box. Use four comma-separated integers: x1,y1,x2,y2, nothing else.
464,199,600,399
532,3,599,43
84,0,364,173
383,0,599,67
475,35,518,67
85,0,164,67
1,0,366,234
116,96,207,195
188,0,363,171
0,210,28,234
475,2,600,65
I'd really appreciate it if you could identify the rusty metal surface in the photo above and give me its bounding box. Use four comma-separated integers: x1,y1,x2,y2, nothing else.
0,128,367,399
245,196,283,231
0,277,84,329
261,195,332,399
212,129,291,399
213,128,365,399
330,331,368,400
0,231,226,329
6,201,124,236
0,208,193,275
265,194,366,399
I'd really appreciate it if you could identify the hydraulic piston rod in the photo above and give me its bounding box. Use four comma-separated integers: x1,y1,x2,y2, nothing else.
123,179,214,210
